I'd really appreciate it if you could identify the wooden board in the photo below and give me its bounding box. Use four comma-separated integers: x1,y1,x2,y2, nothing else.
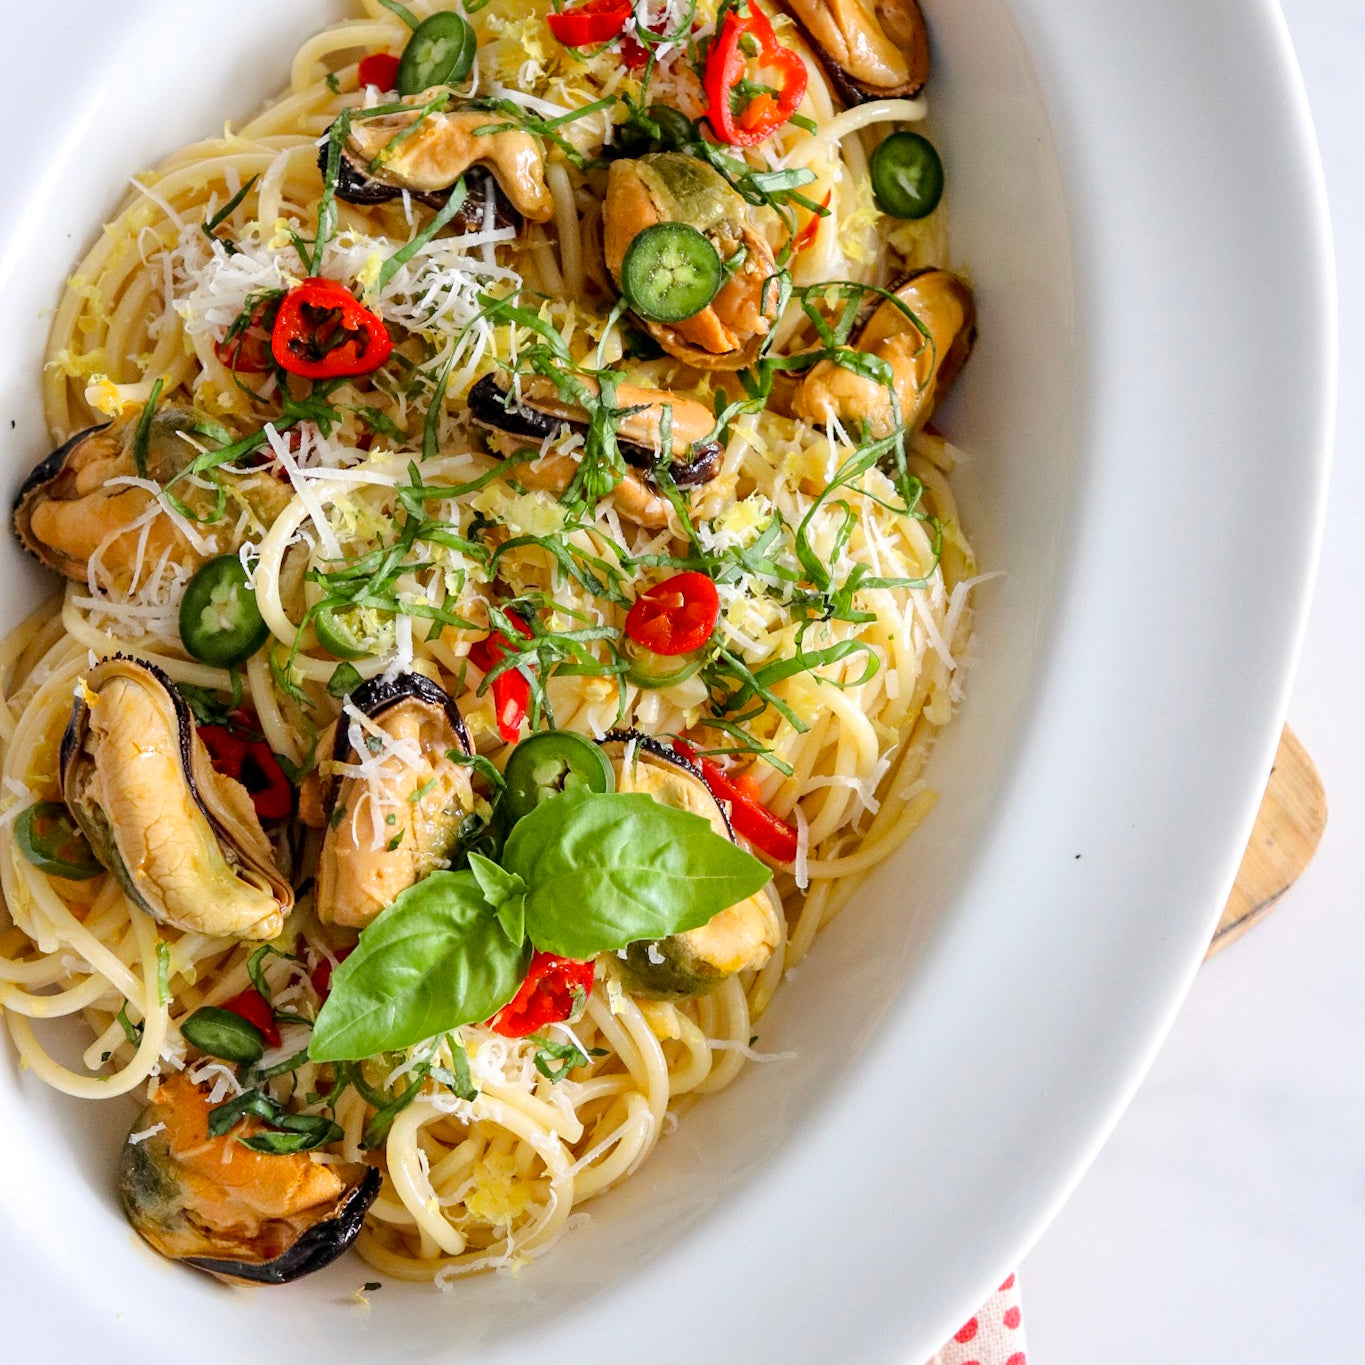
1206,726,1327,957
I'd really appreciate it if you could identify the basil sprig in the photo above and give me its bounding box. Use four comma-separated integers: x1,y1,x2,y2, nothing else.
309,791,771,1062
504,792,769,958
310,865,530,1063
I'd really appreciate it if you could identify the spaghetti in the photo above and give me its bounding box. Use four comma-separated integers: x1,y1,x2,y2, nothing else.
1,0,985,1286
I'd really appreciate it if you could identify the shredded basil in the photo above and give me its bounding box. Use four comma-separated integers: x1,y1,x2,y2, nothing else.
209,1088,343,1154
377,0,421,29
201,174,260,255
117,1002,143,1048
530,1033,605,1083
155,941,171,1006
377,178,468,291
131,377,165,480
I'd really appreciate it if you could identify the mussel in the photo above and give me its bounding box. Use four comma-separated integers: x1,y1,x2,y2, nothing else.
14,407,289,585
310,672,480,929
784,0,930,104
326,107,553,227
120,1073,379,1284
59,657,292,940
469,371,722,527
604,153,780,371
792,268,976,439
600,731,782,998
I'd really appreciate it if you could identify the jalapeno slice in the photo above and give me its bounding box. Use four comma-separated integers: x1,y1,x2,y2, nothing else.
620,223,724,324
14,801,103,880
870,131,944,220
623,638,706,690
179,555,270,667
314,603,391,660
180,1005,266,1064
502,731,615,825
397,12,477,95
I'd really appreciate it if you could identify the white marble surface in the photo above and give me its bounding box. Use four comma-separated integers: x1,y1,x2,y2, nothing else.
1019,0,1364,1358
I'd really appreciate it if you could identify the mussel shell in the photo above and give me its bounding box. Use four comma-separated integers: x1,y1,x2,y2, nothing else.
864,267,976,416
59,656,192,797
330,671,473,768
315,671,479,928
13,409,225,580
119,1076,380,1285
59,656,292,938
604,154,780,372
782,0,930,104
599,730,783,998
468,374,723,489
597,729,733,839
12,422,113,562
182,1168,381,1285
791,267,975,438
327,135,521,232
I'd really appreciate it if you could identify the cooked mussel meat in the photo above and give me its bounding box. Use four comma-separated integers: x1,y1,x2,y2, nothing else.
59,657,292,940
784,0,930,103
600,731,781,998
604,153,780,371
310,672,480,929
792,268,975,439
326,107,553,227
469,372,723,522
120,1073,379,1284
14,407,288,586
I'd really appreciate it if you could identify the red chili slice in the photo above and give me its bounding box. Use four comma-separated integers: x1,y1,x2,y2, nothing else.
221,987,282,1049
620,14,675,68
675,740,799,864
357,52,402,90
702,3,808,148
624,571,720,657
546,0,632,47
214,298,279,374
309,943,355,1002
469,613,536,744
198,718,294,822
490,951,595,1038
270,277,392,380
793,190,833,252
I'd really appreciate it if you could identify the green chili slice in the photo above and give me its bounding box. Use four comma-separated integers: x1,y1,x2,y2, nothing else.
14,802,103,880
870,131,944,220
179,555,270,667
180,1005,266,1064
620,223,724,324
314,603,390,660
622,639,706,690
397,12,477,95
502,731,615,825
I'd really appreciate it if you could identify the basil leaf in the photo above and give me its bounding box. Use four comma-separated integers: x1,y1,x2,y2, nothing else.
467,853,526,942
503,792,772,959
468,851,524,907
309,870,530,1062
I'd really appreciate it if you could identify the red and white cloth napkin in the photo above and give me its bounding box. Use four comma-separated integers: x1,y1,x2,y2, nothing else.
927,1274,1028,1365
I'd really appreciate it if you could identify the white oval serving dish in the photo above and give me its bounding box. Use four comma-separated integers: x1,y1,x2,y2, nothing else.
0,0,1333,1359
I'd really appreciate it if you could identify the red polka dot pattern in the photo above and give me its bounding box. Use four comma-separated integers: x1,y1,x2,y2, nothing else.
925,1272,1027,1365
